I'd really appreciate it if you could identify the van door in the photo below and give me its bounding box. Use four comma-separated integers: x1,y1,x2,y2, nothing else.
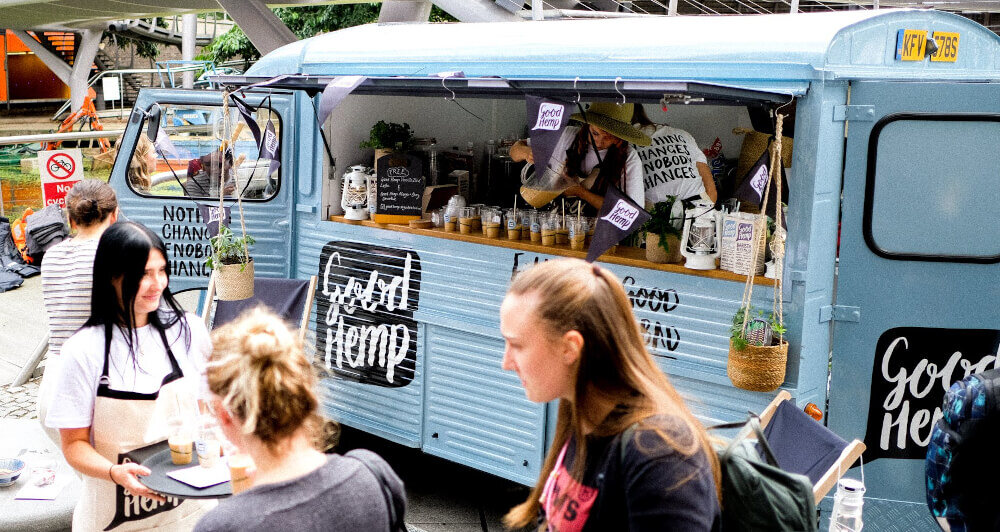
111,89,296,291
829,81,1000,517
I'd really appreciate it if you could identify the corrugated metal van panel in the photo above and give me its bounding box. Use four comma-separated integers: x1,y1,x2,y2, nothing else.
423,326,545,486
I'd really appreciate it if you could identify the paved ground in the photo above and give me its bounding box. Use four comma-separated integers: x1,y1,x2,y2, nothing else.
0,273,526,532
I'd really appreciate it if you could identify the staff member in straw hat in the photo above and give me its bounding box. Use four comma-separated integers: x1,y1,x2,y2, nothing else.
510,102,652,216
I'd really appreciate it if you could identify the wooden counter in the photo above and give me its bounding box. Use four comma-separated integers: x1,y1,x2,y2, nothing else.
329,216,773,286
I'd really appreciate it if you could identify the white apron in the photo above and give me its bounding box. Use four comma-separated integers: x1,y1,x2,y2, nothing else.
73,327,215,532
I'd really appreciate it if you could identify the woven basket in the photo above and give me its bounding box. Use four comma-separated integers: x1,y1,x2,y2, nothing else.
727,338,788,392
646,233,682,264
215,259,254,301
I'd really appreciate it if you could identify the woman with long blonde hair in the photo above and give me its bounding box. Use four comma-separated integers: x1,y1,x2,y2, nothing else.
500,258,721,531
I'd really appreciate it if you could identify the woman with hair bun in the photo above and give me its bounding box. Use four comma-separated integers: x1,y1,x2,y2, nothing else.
194,307,406,532
38,179,119,443
500,258,721,531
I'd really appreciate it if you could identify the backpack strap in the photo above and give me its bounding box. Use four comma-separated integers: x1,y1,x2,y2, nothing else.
619,422,639,465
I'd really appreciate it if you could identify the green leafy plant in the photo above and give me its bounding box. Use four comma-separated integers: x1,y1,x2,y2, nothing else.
359,121,415,151
205,224,255,270
730,304,787,350
641,196,683,253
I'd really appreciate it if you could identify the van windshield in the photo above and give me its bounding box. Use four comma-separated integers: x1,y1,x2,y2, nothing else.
126,103,281,202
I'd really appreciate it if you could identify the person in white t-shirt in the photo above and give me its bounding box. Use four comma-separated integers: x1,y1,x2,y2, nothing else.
46,221,214,532
511,102,651,215
39,179,118,445
632,106,718,207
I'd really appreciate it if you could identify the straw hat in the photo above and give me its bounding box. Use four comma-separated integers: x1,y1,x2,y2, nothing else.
570,102,652,146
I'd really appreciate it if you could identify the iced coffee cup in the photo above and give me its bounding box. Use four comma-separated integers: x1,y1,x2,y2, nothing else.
167,417,194,465
482,208,501,238
459,207,478,234
227,453,256,494
556,218,569,245
198,438,221,468
541,213,558,246
443,208,458,232
528,211,542,243
569,220,587,251
505,209,522,240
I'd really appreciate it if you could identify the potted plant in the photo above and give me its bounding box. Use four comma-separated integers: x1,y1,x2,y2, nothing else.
727,304,789,392
641,197,684,263
205,224,256,301
360,120,415,165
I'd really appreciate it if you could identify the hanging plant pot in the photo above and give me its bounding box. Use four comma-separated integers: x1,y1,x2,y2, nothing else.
646,233,682,264
215,259,254,301
727,338,788,392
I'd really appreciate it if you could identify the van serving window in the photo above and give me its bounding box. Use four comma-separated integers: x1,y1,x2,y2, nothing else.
126,103,282,202
863,113,1000,263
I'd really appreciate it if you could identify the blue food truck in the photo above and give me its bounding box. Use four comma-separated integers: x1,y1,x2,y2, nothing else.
109,9,1000,529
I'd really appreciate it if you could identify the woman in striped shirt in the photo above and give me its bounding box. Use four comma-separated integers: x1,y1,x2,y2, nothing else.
38,179,118,443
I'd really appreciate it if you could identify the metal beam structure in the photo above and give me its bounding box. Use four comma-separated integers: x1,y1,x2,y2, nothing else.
216,0,298,56
10,29,71,85
379,0,433,23
69,27,101,112
432,0,523,23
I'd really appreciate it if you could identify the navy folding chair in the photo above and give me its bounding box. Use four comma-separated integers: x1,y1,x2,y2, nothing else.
757,391,866,501
201,275,317,341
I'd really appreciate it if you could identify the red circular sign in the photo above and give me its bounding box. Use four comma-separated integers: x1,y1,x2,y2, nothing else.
46,153,76,179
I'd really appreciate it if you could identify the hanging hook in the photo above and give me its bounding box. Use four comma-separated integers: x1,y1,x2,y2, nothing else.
613,77,625,106
776,93,794,115
441,76,456,102
572,76,581,104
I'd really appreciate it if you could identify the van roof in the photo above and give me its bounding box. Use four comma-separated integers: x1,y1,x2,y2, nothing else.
245,9,1000,94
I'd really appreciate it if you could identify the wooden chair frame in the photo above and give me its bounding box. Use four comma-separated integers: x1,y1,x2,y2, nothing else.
758,390,867,501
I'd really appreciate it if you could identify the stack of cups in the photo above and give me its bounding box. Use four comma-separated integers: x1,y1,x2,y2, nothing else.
482,207,502,238
505,208,522,240
430,208,445,228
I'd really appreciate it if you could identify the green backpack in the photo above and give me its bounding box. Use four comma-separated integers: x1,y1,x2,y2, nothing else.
621,416,816,532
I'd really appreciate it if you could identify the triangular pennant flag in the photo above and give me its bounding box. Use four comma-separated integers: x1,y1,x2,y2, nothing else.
525,95,572,179
734,145,788,219
586,185,651,263
258,119,280,177
318,76,366,125
197,203,231,237
229,93,262,148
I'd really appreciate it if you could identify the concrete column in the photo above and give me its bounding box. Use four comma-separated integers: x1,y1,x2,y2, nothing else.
379,1,433,23
668,0,678,16
69,28,101,112
10,29,71,85
217,0,297,55
182,13,197,88
432,0,523,22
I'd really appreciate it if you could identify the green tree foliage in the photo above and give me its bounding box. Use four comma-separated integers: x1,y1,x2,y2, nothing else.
102,18,167,60
199,4,457,63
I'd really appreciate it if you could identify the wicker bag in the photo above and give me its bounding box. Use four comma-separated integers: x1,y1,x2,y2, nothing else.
215,259,254,301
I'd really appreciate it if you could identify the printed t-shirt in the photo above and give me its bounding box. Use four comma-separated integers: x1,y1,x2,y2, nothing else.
636,125,708,205
542,414,720,532
45,312,211,429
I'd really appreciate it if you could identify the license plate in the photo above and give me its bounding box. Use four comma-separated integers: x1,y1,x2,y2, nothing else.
896,29,928,61
930,31,960,62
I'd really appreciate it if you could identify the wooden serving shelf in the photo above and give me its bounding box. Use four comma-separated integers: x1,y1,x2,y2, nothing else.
329,216,772,286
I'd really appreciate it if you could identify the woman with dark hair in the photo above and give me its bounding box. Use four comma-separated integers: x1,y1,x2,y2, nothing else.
46,221,215,531
500,258,721,531
510,102,651,215
39,179,118,443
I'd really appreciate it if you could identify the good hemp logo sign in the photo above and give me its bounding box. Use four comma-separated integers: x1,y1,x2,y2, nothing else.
316,241,421,387
601,200,640,230
864,327,1000,460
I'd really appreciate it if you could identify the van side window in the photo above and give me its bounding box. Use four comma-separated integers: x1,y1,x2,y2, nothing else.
126,103,281,201
865,115,1000,262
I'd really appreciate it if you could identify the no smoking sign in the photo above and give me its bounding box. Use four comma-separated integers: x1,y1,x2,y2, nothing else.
38,149,84,207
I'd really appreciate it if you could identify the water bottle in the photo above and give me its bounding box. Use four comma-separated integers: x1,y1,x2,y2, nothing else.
829,478,865,532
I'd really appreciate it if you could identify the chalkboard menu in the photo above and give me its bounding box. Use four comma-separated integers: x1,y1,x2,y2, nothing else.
373,153,424,223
